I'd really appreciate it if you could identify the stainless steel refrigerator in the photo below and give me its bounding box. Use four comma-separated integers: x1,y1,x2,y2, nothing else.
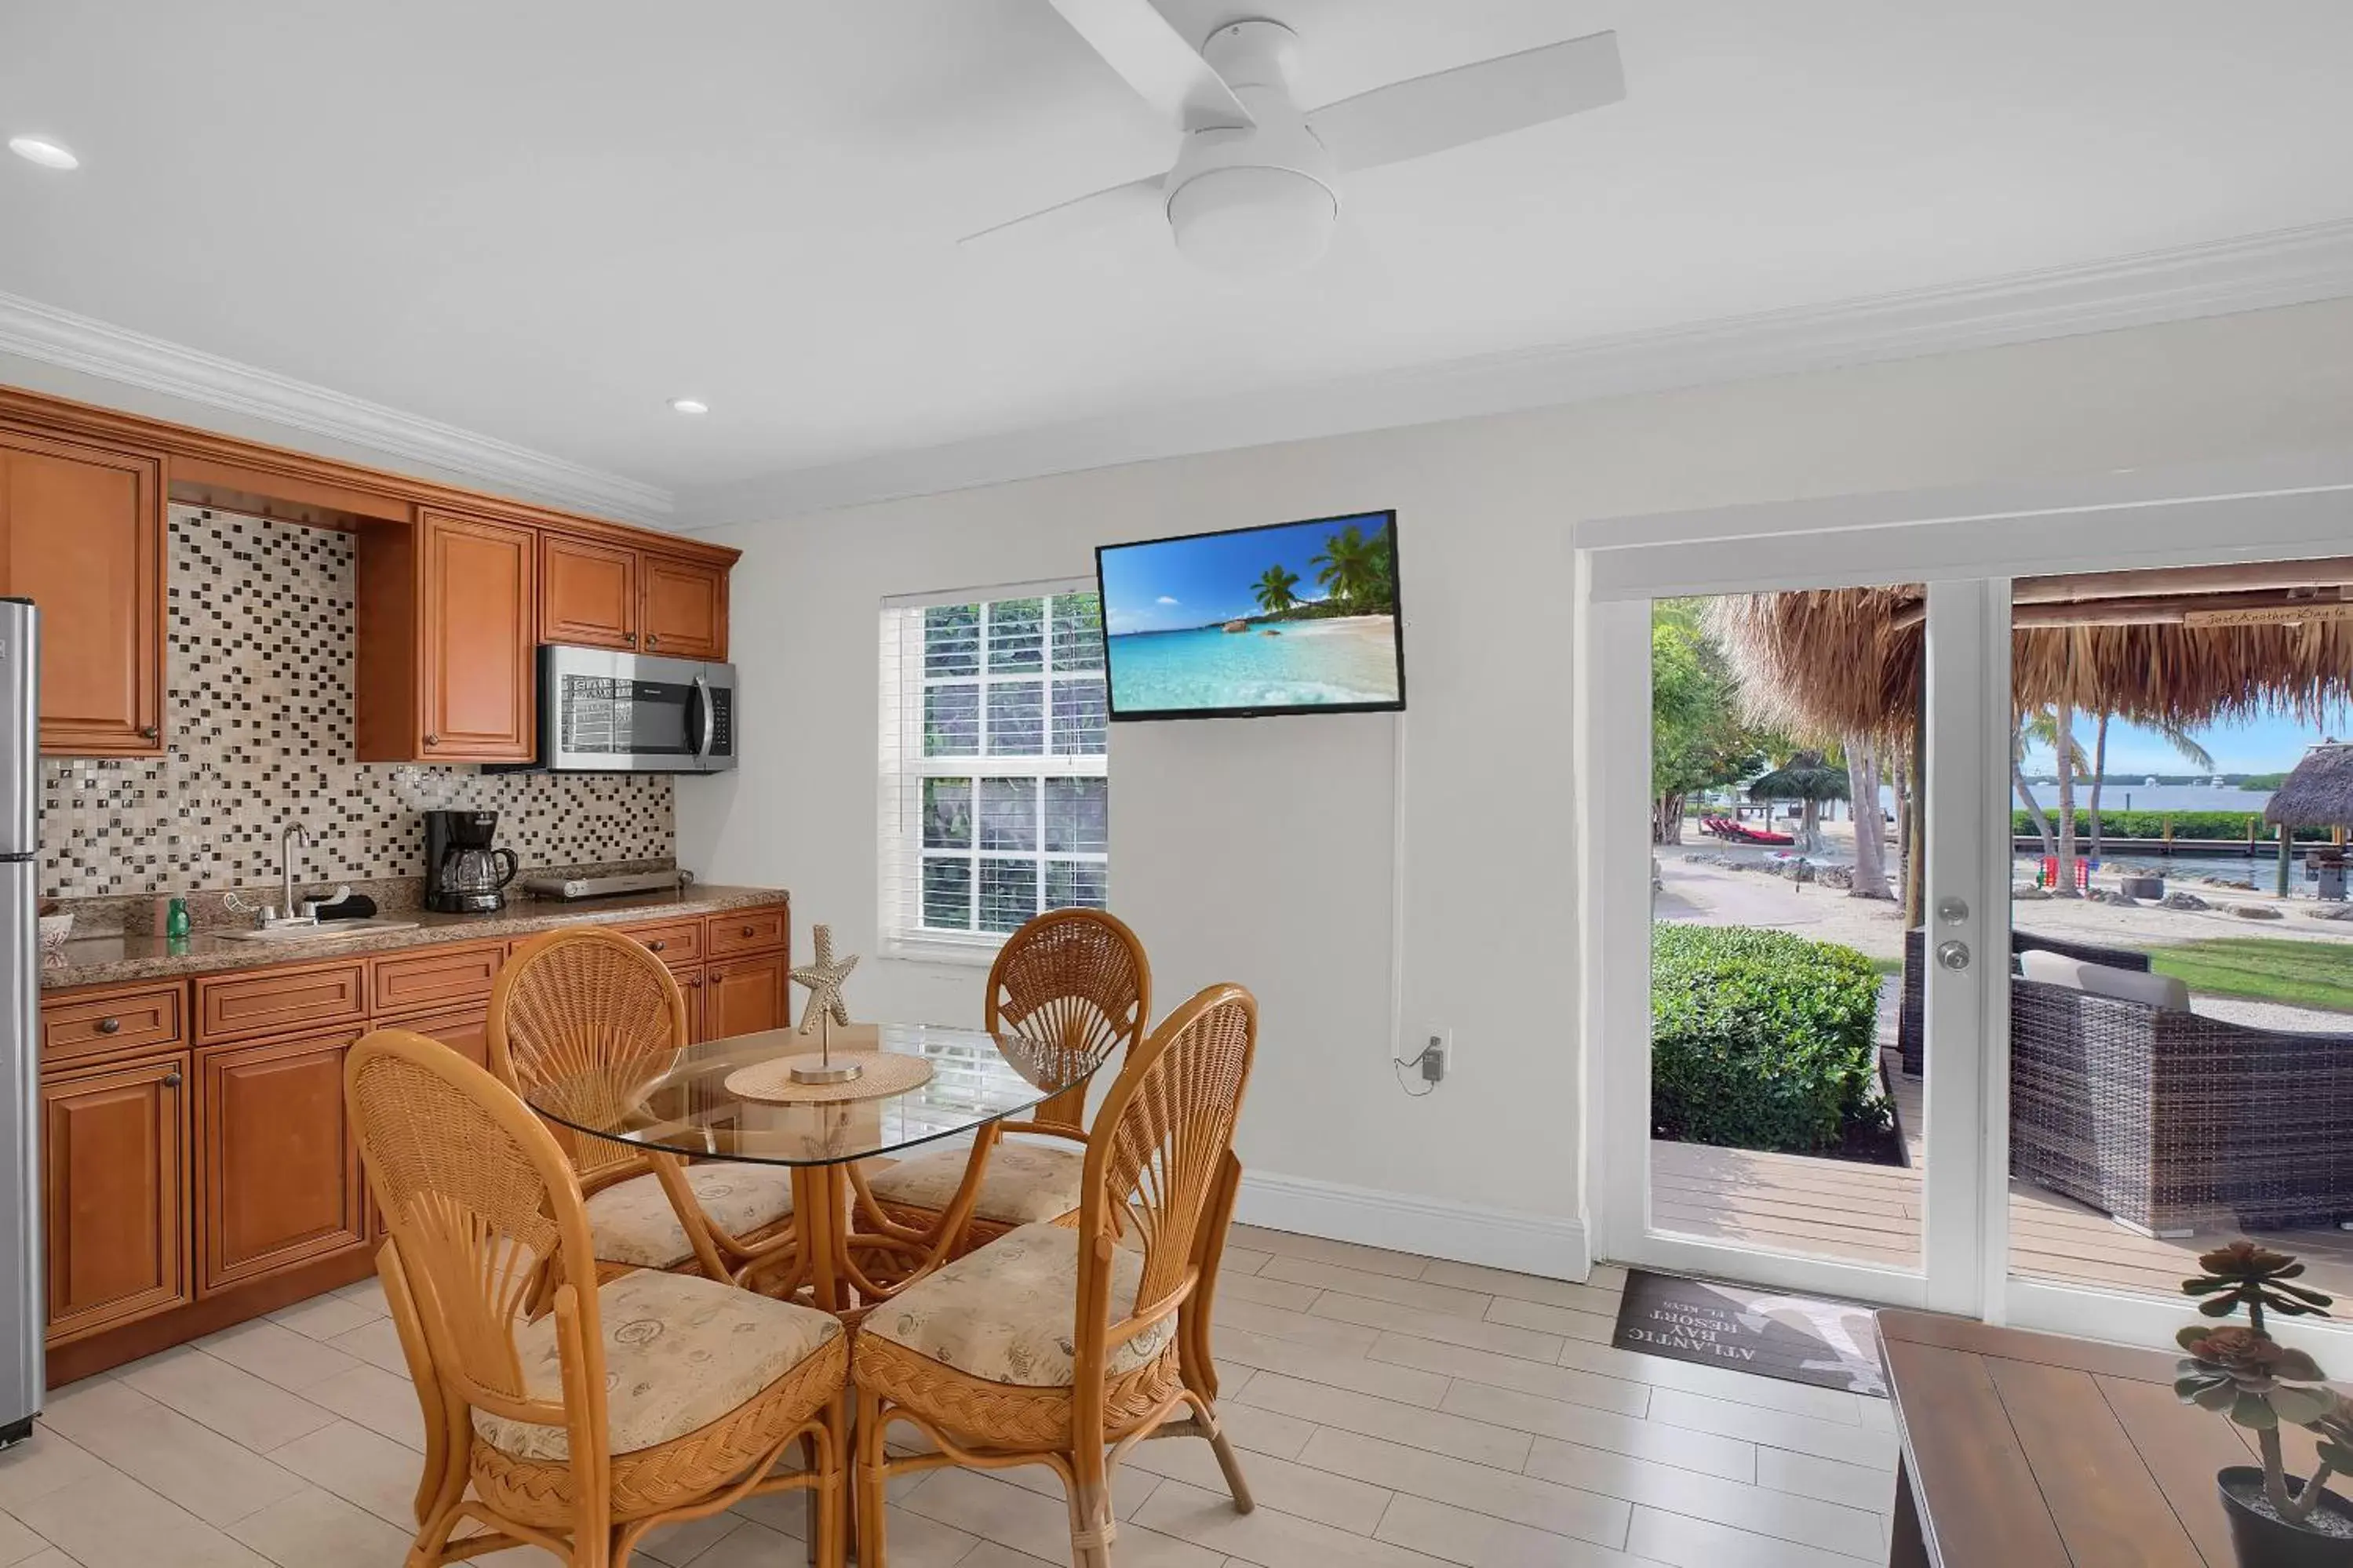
0,598,38,1446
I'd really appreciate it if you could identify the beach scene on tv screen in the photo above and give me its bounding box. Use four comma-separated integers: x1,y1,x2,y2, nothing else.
1101,513,1401,712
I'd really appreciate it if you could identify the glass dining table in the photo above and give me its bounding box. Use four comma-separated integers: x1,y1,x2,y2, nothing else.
523,1020,1098,1315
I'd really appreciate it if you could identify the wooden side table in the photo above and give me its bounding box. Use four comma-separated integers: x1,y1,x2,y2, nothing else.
1877,1308,2331,1566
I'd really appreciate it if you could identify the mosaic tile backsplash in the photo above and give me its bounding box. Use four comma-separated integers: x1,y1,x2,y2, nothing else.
39,508,674,899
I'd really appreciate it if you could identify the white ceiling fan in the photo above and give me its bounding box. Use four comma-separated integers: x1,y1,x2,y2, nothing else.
967,2,1626,275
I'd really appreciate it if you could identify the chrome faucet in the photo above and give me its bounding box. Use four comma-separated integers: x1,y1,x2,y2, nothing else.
281,821,315,921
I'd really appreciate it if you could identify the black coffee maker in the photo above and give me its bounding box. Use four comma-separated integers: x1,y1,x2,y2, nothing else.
424,809,519,914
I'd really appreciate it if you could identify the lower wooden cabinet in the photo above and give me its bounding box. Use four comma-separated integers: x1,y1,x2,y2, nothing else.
42,1052,190,1344
704,953,789,1040
399,1003,491,1070
198,1028,368,1295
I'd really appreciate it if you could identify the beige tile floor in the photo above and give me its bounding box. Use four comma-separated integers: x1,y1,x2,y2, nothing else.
0,1225,1897,1567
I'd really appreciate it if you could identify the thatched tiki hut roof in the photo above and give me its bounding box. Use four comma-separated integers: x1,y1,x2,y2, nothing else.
2267,744,2353,829
1705,571,2353,743
1748,751,1850,802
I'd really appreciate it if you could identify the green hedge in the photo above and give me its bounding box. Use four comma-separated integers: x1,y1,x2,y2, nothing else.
1652,926,1885,1152
2009,809,2329,842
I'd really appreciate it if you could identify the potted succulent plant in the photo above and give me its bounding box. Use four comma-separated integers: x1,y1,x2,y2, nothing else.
2176,1242,2353,1564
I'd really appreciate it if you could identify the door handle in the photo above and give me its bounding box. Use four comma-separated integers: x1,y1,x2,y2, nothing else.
1937,940,1972,972
691,673,714,766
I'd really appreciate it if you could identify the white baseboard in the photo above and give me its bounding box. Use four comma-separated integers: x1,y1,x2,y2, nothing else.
1233,1170,1592,1282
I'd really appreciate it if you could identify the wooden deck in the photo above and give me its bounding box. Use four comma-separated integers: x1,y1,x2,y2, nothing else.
1650,1055,2353,1298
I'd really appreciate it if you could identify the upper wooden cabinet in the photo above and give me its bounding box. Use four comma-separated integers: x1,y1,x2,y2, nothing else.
0,428,164,755
540,532,639,650
541,540,730,661
357,510,538,762
641,553,727,660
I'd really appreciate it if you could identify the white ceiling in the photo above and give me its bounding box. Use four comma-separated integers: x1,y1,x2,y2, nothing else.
5,1,2353,526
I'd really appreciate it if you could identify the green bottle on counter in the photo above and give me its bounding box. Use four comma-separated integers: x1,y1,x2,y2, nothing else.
166,897,191,940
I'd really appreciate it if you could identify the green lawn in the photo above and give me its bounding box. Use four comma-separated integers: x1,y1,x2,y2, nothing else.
2147,938,2353,1013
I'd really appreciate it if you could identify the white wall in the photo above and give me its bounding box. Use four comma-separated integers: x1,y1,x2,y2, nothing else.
676,297,2353,1276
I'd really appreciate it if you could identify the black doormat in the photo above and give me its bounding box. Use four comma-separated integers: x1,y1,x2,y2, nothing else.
1612,1269,1887,1397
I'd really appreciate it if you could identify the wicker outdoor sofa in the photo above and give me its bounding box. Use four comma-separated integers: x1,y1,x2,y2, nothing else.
1897,926,2151,1075
2009,978,2353,1235
1898,926,2353,1235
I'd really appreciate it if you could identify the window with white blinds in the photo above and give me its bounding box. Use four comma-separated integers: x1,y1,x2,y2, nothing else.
878,584,1109,959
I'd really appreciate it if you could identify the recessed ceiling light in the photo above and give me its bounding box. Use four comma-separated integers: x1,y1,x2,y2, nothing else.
9,136,80,171
668,398,709,416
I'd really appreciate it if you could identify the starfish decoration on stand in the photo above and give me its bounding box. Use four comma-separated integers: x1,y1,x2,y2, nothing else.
789,923,863,1083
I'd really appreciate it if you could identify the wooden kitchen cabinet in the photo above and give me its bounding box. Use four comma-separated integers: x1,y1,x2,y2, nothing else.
540,532,639,650
198,1029,368,1293
42,1052,191,1344
398,1004,491,1071
356,509,537,762
0,427,164,755
641,553,727,660
704,953,789,1040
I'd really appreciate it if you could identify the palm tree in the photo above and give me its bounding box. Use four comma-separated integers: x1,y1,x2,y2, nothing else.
1252,565,1301,616
2013,708,2087,860
1841,731,1892,899
1310,526,1382,607
2085,714,2213,861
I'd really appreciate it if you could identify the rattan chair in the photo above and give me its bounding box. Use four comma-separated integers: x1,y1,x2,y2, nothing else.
860,910,1152,1255
348,1028,851,1568
851,981,1258,1568
489,926,797,1286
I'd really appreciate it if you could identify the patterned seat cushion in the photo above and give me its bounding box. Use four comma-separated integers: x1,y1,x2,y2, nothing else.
862,1221,1173,1388
585,1160,794,1268
864,1140,1087,1227
474,1269,841,1462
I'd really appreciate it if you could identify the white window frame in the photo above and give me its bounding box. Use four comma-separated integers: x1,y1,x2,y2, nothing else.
878,578,1109,965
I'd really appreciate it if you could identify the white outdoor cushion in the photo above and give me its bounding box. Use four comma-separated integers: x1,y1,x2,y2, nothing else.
474,1268,840,1461
584,1161,795,1268
2020,950,2191,1013
864,1140,1087,1227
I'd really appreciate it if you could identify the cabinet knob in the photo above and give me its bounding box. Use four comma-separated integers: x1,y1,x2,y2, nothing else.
648,940,665,951
140,726,159,740
423,733,439,747
97,1017,121,1035
625,633,638,647
162,1070,181,1088
647,634,660,648
741,925,756,937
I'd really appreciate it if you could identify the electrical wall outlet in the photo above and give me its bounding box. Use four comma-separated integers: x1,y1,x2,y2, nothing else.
1418,1029,1452,1085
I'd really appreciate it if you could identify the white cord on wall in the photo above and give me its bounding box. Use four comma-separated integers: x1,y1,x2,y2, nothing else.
1387,708,1431,1095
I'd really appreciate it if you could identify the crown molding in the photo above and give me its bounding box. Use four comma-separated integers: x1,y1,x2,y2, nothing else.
681,216,2353,527
0,290,675,525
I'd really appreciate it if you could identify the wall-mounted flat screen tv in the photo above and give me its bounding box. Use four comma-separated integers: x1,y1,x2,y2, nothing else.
1095,510,1404,721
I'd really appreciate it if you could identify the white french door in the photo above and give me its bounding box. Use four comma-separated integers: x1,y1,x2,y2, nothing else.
1576,458,2353,1352
1580,575,2006,1315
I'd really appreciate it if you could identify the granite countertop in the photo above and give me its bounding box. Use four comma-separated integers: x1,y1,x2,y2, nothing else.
40,883,791,991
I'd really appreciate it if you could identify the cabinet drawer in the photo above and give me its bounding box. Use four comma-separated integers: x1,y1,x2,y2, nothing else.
42,982,185,1067
370,942,504,1018
705,907,787,959
197,961,368,1044
617,919,703,969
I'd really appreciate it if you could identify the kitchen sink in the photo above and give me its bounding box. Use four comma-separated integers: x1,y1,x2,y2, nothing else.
217,917,424,944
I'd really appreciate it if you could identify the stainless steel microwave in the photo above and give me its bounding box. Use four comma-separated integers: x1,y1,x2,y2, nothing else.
536,646,738,773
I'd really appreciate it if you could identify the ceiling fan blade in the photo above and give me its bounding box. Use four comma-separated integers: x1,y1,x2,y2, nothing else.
1044,0,1253,133
960,175,1165,249
1306,30,1624,174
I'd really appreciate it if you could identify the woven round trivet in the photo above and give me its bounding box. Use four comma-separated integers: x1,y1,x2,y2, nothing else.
723,1049,933,1104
